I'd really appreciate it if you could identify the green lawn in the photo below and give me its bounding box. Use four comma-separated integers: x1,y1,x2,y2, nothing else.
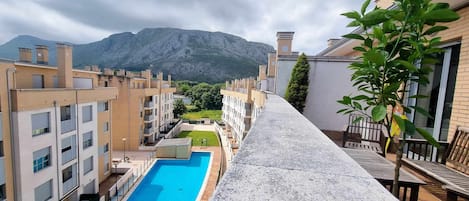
177,131,220,146
182,110,222,121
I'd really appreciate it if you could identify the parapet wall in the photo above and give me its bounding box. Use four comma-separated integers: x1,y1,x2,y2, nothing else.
211,94,396,201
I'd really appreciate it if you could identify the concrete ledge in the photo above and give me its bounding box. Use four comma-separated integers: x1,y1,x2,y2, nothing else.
211,94,396,201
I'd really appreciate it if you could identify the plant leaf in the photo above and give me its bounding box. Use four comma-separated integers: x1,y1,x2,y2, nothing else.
423,26,448,35
393,114,405,133
397,60,418,72
342,11,361,20
416,128,440,148
361,0,371,15
372,105,386,122
425,9,460,23
364,49,385,66
410,106,433,119
404,119,416,135
352,95,369,100
361,9,388,27
342,33,365,40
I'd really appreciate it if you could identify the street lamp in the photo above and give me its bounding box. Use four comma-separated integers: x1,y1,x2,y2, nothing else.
122,138,127,162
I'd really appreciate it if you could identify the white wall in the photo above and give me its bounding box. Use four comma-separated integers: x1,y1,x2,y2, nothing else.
302,60,360,131
275,60,296,97
77,102,99,196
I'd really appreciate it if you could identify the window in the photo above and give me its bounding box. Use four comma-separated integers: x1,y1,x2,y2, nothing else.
0,184,5,200
0,141,3,157
83,131,93,149
34,180,52,201
103,122,109,132
82,105,92,123
98,101,109,112
33,147,51,173
83,156,93,174
32,112,50,136
104,143,109,153
62,165,73,182
104,154,110,172
32,74,44,88
61,135,76,164
61,105,72,121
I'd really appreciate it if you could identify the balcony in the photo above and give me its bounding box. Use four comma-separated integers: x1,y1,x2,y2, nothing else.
144,101,154,109
144,115,154,122
144,128,154,135
10,87,118,112
211,94,395,200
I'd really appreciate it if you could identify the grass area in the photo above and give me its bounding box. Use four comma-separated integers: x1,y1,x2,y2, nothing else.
182,110,222,121
177,131,219,146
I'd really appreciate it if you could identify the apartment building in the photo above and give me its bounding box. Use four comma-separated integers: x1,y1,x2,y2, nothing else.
97,68,176,151
220,77,266,155
318,0,469,142
0,44,118,200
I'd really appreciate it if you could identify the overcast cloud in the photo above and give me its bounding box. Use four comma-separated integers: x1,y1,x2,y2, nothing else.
0,0,363,54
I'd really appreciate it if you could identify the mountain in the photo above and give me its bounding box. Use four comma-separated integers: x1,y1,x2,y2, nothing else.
0,28,274,83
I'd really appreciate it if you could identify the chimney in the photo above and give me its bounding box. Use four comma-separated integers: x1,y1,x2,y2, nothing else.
142,69,151,88
36,45,49,65
157,72,163,88
267,52,276,77
18,48,32,63
327,38,341,47
276,32,294,56
225,81,230,89
259,65,267,80
56,43,73,88
168,74,171,87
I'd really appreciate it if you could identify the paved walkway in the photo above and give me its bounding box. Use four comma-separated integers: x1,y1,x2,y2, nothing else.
192,146,222,201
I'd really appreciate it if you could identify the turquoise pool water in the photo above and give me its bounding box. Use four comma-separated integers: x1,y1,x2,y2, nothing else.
128,152,211,201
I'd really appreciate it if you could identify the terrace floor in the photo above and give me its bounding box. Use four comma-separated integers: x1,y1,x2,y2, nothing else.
323,131,443,201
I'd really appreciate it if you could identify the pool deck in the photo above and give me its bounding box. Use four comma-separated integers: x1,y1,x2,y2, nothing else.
192,146,222,201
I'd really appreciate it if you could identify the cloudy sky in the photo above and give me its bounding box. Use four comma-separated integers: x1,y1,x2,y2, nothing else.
0,0,364,54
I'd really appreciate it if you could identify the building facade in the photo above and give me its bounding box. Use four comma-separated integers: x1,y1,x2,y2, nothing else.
97,69,176,152
263,32,361,134
220,77,266,156
0,44,118,200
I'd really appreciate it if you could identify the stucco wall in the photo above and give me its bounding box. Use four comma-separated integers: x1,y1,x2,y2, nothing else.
303,60,359,131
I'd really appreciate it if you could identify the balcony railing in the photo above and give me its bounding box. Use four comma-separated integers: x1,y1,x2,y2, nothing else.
211,94,395,200
144,115,154,122
144,102,154,108
144,128,154,135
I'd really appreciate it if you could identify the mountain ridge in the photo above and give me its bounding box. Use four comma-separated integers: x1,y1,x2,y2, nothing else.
0,28,274,83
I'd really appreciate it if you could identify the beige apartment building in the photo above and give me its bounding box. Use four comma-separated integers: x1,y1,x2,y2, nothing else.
219,75,266,156
318,0,469,142
0,44,118,200
97,68,176,152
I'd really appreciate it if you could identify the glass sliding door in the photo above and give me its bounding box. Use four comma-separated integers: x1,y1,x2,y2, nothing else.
411,44,460,141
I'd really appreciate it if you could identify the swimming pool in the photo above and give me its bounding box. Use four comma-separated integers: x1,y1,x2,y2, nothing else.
128,152,212,201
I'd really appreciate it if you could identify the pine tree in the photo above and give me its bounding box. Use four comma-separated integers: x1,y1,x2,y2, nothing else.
285,53,310,113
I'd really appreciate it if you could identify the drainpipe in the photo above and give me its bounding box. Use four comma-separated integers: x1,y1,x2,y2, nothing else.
53,101,60,200
6,68,18,201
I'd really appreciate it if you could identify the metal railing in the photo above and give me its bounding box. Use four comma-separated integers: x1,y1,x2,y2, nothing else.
107,152,156,201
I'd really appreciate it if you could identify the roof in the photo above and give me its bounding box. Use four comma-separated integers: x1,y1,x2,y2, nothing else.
156,138,191,147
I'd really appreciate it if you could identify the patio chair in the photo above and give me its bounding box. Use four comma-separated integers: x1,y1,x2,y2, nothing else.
342,114,389,156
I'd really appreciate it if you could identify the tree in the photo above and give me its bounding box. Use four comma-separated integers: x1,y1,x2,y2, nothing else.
173,99,187,118
338,0,459,196
285,53,310,113
185,82,223,110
